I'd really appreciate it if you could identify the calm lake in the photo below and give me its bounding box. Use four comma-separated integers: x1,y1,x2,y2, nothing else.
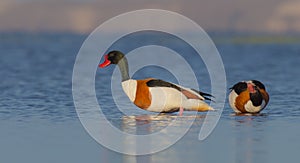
0,33,299,163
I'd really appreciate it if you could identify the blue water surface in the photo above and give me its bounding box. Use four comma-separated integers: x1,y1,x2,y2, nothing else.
0,33,299,163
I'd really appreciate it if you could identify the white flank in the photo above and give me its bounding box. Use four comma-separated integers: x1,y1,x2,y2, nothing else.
244,101,262,113
146,87,182,112
121,79,137,102
228,90,241,113
146,87,210,112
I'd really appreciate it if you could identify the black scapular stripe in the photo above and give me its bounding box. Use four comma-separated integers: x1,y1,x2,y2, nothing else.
146,79,181,91
146,79,213,101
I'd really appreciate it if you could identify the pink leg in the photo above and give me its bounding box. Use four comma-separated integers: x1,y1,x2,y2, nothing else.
179,107,184,116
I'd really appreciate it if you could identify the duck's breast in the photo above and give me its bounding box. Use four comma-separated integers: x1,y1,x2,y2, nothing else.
122,79,153,110
121,79,137,102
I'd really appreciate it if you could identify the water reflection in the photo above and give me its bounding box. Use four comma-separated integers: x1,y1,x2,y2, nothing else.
122,114,174,135
231,114,268,163
121,114,206,135
119,114,206,162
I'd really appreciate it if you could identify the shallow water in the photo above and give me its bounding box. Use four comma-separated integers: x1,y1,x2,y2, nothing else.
0,33,299,163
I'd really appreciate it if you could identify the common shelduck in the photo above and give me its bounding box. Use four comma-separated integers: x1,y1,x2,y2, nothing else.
229,80,269,113
99,50,214,115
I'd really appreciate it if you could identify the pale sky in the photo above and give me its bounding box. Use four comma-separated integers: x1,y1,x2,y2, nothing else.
0,0,299,33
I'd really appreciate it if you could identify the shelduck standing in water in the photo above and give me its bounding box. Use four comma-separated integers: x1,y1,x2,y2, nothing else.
229,80,269,113
99,50,214,115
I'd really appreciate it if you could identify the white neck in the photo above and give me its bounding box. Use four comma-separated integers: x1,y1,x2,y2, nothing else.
121,79,137,102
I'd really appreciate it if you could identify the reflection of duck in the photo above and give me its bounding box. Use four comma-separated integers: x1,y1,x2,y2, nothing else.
122,114,176,129
229,80,269,113
121,114,207,134
99,51,213,115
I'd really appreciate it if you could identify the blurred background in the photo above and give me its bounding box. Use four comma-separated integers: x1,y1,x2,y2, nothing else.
1,0,300,34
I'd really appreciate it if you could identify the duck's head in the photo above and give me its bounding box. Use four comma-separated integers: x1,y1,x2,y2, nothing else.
250,80,266,90
231,80,266,94
246,80,266,93
99,51,125,68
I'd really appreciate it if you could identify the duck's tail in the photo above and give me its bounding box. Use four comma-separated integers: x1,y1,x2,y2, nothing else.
183,99,214,112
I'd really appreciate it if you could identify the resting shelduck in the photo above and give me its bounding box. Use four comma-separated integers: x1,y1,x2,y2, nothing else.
229,80,269,113
99,50,214,115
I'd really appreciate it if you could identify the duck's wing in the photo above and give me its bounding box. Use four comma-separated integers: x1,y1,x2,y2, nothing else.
190,89,214,101
146,79,212,101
